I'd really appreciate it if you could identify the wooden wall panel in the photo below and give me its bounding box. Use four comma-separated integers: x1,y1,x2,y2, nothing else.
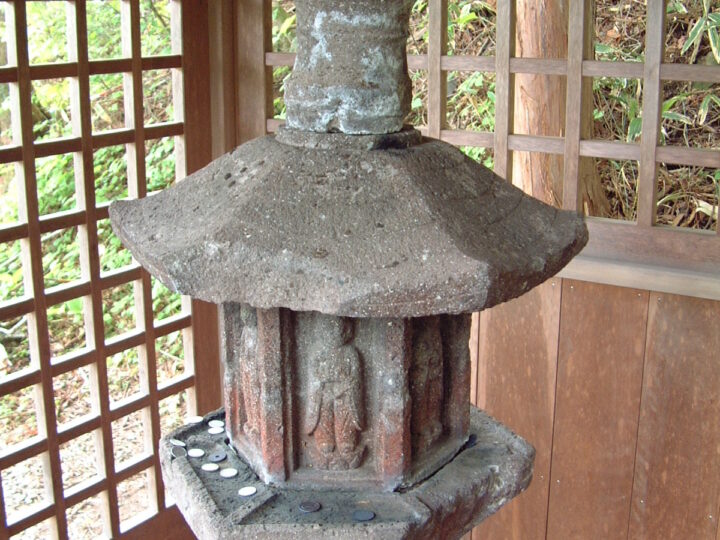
629,293,720,540
546,281,648,539
473,279,562,540
183,0,222,416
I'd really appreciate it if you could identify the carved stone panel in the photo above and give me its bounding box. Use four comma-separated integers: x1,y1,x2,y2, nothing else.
222,306,471,490
410,316,445,454
304,317,365,470
222,304,285,484
293,312,377,480
238,306,260,445
222,303,257,449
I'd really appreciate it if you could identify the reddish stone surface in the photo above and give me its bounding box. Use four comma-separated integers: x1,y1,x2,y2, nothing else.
223,306,473,491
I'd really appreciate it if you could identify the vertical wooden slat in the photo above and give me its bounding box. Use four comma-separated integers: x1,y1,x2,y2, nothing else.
235,0,272,144
121,0,162,520
493,0,515,181
473,279,561,540
67,2,117,536
636,1,665,228
427,0,447,139
546,281,648,539
181,0,221,415
11,3,66,538
0,470,9,540
209,0,237,158
629,293,720,539
469,312,479,406
562,0,591,212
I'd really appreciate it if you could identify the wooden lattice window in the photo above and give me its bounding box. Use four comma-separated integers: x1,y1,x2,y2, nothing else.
258,0,719,298
0,1,216,538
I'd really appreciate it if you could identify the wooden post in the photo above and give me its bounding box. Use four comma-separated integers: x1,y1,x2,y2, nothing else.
235,0,272,144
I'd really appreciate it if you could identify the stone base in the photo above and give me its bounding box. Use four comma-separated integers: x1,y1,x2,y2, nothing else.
161,407,534,539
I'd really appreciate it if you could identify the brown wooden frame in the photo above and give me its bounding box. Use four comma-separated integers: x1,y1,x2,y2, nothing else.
0,1,217,538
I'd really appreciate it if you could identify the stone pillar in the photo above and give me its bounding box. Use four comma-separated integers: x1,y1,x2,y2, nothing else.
284,0,412,134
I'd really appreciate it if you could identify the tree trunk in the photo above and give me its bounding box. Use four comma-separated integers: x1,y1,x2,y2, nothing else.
513,0,609,215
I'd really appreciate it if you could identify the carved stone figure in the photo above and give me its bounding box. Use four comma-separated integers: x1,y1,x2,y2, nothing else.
239,306,260,444
305,317,364,470
411,317,444,453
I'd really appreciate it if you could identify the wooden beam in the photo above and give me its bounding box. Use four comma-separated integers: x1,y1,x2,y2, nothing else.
636,1,665,228
427,0,447,139
493,0,515,180
235,0,272,143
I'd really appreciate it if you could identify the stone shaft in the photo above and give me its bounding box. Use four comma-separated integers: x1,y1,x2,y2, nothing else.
222,305,471,491
284,0,412,134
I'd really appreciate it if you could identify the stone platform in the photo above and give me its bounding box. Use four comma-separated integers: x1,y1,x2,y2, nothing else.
161,407,534,539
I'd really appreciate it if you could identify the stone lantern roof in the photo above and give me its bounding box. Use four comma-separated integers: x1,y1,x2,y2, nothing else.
109,128,587,318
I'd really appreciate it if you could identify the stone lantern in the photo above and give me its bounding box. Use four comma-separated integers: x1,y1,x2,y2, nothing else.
109,0,587,537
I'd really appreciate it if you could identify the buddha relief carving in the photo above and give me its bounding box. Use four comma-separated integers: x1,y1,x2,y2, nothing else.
411,317,444,454
239,306,260,444
305,317,365,470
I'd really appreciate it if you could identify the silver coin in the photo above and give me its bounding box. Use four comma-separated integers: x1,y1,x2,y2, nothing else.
352,510,375,522
208,419,225,428
186,415,204,424
171,446,187,458
201,463,219,472
220,468,238,478
209,451,227,463
299,501,321,513
187,448,205,458
238,486,257,497
169,438,186,447
207,427,224,435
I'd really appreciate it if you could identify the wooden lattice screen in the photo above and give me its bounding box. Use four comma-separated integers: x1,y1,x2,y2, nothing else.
0,1,217,538
258,0,720,298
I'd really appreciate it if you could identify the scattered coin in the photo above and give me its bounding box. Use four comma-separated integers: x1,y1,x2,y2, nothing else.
186,415,204,424
209,451,227,463
201,463,219,472
352,509,375,522
238,486,257,497
187,448,205,458
169,438,186,447
207,427,225,435
170,446,187,458
220,468,239,478
299,501,321,513
208,419,225,428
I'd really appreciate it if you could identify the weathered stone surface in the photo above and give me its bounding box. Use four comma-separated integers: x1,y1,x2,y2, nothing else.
276,124,421,150
160,407,534,540
109,132,588,319
284,0,412,134
222,306,470,492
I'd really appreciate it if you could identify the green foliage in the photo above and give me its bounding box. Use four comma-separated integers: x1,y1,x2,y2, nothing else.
447,1,495,55
146,138,176,192
677,0,720,63
0,1,181,379
272,1,296,53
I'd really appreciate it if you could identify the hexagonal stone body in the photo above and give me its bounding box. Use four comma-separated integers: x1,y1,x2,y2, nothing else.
222,304,471,491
